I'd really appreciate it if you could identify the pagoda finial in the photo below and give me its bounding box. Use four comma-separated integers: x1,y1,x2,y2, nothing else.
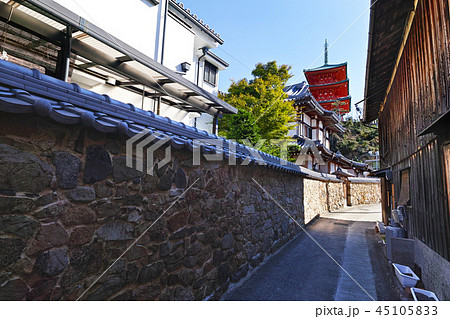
324,39,328,65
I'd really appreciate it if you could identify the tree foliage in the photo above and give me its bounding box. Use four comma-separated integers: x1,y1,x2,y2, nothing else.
330,119,378,161
224,109,260,145
218,61,296,142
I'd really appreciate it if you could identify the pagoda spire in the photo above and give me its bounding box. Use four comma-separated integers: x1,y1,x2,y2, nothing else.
324,39,328,65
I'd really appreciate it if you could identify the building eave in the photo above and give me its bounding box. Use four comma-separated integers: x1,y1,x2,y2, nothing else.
363,0,415,123
309,78,349,88
169,0,224,45
205,51,229,69
304,62,347,73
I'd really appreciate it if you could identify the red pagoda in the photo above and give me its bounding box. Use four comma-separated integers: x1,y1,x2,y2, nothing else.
304,40,351,114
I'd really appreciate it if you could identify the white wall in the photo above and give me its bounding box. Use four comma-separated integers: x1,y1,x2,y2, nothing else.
163,15,196,82
72,70,192,125
54,0,159,59
196,113,214,134
288,122,299,137
54,0,224,132
303,114,311,126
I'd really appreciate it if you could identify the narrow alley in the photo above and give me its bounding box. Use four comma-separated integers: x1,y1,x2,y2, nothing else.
223,204,400,301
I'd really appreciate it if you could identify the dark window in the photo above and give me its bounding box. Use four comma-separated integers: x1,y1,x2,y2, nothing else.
204,61,217,86
305,124,313,139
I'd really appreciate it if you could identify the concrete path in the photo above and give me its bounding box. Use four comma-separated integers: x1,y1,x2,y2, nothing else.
321,204,382,222
223,204,397,301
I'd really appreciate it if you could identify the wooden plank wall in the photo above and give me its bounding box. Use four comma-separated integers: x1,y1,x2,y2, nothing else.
379,0,450,261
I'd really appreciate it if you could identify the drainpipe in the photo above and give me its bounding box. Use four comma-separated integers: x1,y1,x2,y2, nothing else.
160,0,169,64
155,0,169,63
212,114,218,135
196,47,208,86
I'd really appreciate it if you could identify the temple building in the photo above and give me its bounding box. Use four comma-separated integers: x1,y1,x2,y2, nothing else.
285,81,368,176
304,40,351,116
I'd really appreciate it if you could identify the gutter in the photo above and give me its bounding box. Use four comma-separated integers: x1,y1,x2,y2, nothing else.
196,47,208,86
160,0,169,64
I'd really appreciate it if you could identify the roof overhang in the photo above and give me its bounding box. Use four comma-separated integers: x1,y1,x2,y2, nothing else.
369,167,392,181
363,0,415,123
169,0,224,45
285,82,344,132
304,62,347,73
418,108,450,137
309,78,349,89
205,50,229,70
3,0,236,116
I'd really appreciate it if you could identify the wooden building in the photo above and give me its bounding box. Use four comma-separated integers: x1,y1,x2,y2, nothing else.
364,0,450,300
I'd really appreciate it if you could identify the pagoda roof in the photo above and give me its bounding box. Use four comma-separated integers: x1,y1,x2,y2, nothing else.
309,78,349,88
318,96,352,104
304,62,347,73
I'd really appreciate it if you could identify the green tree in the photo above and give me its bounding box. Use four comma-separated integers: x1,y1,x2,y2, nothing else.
330,119,378,161
219,61,296,143
225,109,260,145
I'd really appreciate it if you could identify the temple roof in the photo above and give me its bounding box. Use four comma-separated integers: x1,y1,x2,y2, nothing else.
304,62,347,73
296,138,370,172
309,78,349,88
317,96,351,104
284,81,345,132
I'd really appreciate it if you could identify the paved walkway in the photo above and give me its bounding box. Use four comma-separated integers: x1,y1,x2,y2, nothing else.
223,204,398,301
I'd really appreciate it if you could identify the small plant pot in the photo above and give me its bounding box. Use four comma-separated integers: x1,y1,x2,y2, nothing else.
411,288,439,301
393,263,420,288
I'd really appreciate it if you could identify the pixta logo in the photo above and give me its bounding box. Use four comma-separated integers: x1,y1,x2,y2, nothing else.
126,130,324,176
126,130,171,176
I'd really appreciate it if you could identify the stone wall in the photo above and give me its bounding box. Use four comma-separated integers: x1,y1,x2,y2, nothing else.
349,182,381,206
327,182,346,211
0,113,303,301
414,238,450,300
303,179,327,224
303,178,380,224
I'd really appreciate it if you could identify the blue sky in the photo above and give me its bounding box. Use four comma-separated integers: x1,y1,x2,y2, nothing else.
185,0,371,118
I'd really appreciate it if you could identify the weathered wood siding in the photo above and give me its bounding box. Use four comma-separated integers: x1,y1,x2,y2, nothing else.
379,0,450,261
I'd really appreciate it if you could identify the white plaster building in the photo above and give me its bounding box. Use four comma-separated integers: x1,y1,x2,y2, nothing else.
0,0,234,133
53,0,230,132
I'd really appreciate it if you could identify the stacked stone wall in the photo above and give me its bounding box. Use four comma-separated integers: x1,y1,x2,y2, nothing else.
327,182,346,211
0,112,381,300
0,114,304,300
350,182,381,206
303,179,327,224
303,179,380,224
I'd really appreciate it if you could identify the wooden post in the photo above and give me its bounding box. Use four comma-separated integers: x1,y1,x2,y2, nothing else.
55,26,72,81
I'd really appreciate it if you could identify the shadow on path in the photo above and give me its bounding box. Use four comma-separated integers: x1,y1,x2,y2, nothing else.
223,204,400,301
